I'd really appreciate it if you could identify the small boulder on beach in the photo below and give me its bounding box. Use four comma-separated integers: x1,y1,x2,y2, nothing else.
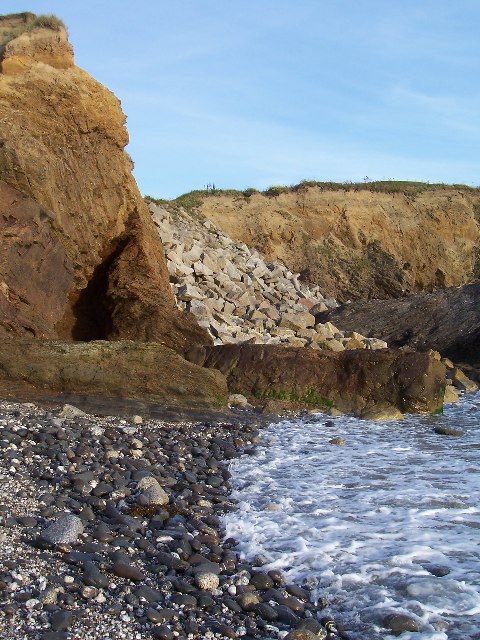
38,513,84,546
383,612,421,634
136,475,169,506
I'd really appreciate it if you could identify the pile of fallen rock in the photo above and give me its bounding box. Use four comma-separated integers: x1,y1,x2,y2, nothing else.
149,203,387,352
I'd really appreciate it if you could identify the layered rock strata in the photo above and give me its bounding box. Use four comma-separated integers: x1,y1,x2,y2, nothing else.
150,203,387,352
0,13,208,352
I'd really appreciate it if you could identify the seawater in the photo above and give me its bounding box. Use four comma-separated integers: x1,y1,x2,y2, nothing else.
224,394,480,639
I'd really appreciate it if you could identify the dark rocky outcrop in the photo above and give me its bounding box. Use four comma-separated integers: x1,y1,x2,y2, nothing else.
315,282,480,365
202,345,446,414
0,339,228,408
0,13,210,352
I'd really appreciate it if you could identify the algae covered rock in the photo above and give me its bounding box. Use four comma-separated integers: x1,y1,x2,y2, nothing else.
0,339,228,409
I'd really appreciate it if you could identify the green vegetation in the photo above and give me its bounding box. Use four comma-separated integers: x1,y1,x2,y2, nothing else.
149,180,479,213
172,188,251,212
32,14,65,30
253,388,333,408
263,185,290,197
242,187,260,197
144,195,169,206
1,13,66,47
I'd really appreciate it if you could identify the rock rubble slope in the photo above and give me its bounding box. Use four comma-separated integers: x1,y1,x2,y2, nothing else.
149,203,387,352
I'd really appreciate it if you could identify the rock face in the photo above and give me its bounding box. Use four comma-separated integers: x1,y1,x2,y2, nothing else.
0,13,209,352
0,13,73,74
0,339,227,408
0,183,73,337
315,282,480,365
150,203,387,351
193,184,480,302
202,345,446,414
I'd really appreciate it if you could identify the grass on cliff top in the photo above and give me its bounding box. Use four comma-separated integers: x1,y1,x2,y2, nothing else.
0,13,66,47
146,180,479,213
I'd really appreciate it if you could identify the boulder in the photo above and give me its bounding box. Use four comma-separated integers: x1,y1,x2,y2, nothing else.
323,338,345,352
279,312,315,331
203,345,446,414
450,367,479,392
383,612,420,634
360,405,404,421
443,384,460,404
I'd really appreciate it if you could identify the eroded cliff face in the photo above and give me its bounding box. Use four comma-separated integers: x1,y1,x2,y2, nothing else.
0,14,210,351
0,13,73,74
196,186,480,302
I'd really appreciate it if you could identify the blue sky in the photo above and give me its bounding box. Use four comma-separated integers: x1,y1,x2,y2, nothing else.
3,1,480,198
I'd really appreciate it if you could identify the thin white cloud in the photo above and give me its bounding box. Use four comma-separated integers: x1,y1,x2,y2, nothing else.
389,85,480,136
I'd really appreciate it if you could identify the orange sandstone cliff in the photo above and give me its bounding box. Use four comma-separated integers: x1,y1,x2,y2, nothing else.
195,184,480,302
0,12,210,351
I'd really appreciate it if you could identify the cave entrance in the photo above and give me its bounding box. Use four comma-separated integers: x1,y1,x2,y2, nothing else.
69,240,126,341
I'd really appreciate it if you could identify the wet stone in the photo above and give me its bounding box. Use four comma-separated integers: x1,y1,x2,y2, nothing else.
169,593,198,609
284,629,320,640
254,602,278,621
112,560,145,582
197,594,215,609
237,591,262,611
151,625,175,640
208,622,238,639
250,571,274,590
286,584,310,600
274,605,300,626
384,612,421,634
297,618,328,637
425,564,451,577
277,595,305,612
434,426,464,436
146,607,172,623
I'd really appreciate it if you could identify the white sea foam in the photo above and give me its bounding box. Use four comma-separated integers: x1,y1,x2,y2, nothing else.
225,394,480,639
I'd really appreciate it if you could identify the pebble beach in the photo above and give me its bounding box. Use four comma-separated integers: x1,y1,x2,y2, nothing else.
0,399,336,640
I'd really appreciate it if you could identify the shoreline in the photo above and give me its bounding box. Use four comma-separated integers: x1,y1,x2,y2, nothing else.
0,396,340,640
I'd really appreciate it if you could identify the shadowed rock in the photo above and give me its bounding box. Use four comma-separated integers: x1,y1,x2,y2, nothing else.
203,344,445,415
315,282,480,365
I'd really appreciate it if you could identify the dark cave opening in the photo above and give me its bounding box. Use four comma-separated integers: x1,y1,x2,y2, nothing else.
70,241,126,341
